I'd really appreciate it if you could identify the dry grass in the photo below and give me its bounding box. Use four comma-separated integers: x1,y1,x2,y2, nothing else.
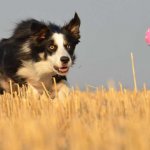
0,86,150,150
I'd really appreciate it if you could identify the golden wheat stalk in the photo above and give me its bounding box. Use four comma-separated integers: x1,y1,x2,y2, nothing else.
131,52,137,92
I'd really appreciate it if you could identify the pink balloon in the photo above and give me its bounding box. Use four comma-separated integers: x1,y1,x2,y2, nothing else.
145,28,150,45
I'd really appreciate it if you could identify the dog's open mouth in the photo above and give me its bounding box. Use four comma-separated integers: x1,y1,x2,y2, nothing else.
54,66,69,74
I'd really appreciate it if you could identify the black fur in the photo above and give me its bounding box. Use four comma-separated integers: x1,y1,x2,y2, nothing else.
53,74,67,83
0,19,49,81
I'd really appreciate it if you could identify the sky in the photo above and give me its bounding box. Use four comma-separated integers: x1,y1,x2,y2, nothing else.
0,0,150,90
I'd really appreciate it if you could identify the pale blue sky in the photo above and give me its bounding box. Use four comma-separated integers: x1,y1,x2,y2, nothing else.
0,0,150,89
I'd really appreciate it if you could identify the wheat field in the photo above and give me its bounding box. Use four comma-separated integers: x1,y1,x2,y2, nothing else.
0,84,150,150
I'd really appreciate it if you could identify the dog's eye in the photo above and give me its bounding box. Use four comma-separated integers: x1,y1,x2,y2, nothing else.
50,45,55,49
66,44,71,50
49,45,57,51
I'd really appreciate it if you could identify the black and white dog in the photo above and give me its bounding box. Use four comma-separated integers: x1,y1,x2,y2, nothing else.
0,13,80,98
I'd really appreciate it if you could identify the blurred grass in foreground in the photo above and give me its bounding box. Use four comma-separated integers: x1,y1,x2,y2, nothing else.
0,86,150,150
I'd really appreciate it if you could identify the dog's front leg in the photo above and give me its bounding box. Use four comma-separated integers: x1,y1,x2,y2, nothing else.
54,80,70,99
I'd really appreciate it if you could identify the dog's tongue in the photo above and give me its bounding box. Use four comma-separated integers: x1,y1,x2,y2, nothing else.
59,67,68,73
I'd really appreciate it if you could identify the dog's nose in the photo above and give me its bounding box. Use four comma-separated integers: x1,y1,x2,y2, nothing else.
60,56,70,64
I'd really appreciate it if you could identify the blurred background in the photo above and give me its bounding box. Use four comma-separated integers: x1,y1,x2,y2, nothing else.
0,0,150,89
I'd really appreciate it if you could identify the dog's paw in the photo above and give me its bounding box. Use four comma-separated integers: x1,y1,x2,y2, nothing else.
57,85,70,99
54,80,70,100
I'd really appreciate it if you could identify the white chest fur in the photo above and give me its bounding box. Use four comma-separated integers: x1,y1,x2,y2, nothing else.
17,60,55,93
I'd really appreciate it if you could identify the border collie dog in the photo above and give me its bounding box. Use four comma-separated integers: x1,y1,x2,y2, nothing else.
0,13,80,98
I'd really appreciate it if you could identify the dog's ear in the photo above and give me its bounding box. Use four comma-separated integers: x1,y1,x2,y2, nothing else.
31,21,50,41
63,13,81,40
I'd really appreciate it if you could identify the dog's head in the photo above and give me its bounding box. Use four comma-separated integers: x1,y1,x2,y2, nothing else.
45,13,81,76
17,13,80,76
